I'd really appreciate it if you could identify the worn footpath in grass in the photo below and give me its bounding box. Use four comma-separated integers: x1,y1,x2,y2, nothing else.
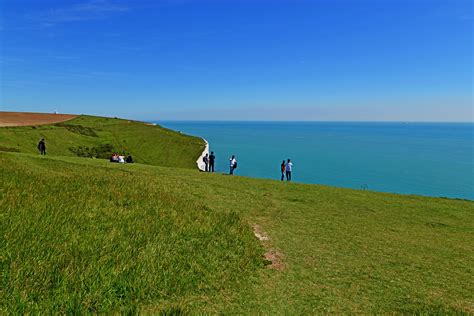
1,152,473,313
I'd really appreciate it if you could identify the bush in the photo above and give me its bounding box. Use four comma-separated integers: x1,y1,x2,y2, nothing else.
56,123,98,137
0,146,20,152
69,144,115,159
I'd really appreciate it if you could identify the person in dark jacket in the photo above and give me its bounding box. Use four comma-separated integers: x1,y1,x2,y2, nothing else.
203,153,209,172
281,160,286,181
38,139,46,155
209,151,215,172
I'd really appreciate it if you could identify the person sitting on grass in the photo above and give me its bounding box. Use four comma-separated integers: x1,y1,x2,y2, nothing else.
118,155,125,163
126,155,134,163
110,153,119,163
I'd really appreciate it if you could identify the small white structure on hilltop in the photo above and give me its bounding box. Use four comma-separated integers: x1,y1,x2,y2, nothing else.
53,110,59,114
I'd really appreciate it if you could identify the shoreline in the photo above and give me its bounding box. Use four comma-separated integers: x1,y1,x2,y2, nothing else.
196,138,209,171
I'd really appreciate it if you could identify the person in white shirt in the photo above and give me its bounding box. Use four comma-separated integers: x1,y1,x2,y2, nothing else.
285,159,293,181
229,155,237,175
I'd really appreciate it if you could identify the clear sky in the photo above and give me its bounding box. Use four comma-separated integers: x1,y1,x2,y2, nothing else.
0,0,472,121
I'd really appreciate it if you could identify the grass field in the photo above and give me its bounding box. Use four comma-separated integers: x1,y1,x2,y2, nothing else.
0,115,205,168
1,115,473,313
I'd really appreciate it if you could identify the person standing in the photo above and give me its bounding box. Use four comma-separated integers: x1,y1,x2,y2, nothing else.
285,159,293,181
281,160,286,181
229,155,237,175
203,153,209,172
209,151,216,172
38,138,46,155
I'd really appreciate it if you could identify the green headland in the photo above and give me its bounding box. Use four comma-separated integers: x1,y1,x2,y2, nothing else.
1,114,472,313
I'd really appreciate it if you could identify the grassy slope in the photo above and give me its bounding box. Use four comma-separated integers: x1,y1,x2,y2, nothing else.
1,152,473,314
0,115,204,168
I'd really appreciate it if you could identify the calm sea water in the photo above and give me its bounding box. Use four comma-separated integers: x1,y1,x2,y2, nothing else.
157,121,474,200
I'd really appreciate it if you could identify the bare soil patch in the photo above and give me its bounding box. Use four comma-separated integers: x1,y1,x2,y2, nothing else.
253,224,270,241
0,112,77,127
265,250,285,271
253,224,286,270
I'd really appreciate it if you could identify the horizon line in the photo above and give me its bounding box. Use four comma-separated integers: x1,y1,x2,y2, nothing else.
150,119,474,124
1,111,472,124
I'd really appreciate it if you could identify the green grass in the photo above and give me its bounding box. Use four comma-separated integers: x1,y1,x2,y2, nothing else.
0,115,204,168
1,116,473,313
0,153,263,314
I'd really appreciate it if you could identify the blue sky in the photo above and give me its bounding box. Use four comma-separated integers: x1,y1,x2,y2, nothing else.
0,0,472,121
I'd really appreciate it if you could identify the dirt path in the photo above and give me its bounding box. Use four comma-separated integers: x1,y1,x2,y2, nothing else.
0,112,78,127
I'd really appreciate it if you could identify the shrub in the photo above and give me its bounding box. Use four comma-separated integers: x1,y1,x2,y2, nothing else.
0,146,20,152
69,144,115,159
56,123,98,137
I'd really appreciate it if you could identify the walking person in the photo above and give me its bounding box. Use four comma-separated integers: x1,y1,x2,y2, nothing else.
37,138,46,155
281,160,286,181
229,155,237,175
285,159,293,181
209,151,216,172
203,153,209,172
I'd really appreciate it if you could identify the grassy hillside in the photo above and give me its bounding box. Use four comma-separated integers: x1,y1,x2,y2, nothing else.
1,151,472,314
0,115,204,169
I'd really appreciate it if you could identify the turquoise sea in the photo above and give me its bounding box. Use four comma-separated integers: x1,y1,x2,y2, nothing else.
157,121,474,200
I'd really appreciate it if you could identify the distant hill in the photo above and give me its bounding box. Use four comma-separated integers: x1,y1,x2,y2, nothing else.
0,113,205,168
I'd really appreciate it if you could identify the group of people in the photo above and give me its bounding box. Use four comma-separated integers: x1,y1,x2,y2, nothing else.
202,152,239,175
37,138,135,165
110,153,134,164
281,159,294,181
37,138,294,181
202,151,216,172
203,151,293,180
